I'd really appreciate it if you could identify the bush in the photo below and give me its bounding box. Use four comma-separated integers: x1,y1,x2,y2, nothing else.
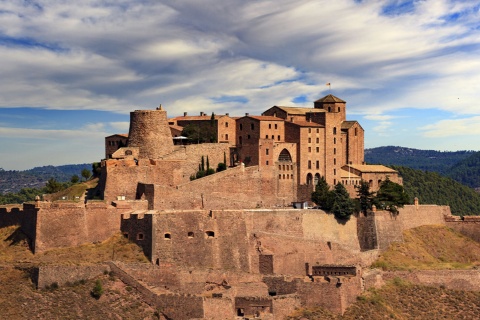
91,280,104,299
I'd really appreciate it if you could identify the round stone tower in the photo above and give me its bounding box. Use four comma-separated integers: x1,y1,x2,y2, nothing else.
127,105,174,159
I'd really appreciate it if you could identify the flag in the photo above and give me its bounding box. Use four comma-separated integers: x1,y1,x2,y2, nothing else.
326,82,331,86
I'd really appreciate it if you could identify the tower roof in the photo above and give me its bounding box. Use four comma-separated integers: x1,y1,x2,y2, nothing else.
314,94,345,103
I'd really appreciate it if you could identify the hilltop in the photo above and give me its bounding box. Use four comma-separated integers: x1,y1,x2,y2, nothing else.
0,164,91,194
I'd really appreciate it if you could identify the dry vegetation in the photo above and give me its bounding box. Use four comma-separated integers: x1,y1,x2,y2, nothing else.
0,225,148,265
0,225,155,319
372,225,480,270
288,279,480,320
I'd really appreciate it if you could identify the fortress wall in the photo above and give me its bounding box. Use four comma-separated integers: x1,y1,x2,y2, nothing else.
372,211,404,250
203,297,236,320
445,216,480,243
356,213,378,251
0,205,23,228
102,159,185,202
399,204,448,230
152,210,251,272
120,213,154,260
382,270,480,291
108,262,204,319
112,262,181,292
36,264,109,289
34,202,124,253
272,295,302,320
153,165,292,210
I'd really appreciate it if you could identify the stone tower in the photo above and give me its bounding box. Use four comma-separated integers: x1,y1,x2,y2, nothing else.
127,106,174,159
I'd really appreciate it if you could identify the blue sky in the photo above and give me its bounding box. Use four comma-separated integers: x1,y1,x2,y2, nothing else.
1,0,480,170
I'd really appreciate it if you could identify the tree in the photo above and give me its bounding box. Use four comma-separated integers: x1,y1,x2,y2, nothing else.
375,178,409,214
81,168,92,181
356,180,375,215
71,175,80,184
92,162,101,178
331,183,356,220
311,176,333,211
44,178,64,194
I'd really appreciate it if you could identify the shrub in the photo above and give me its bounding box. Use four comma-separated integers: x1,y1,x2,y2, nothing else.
91,280,104,299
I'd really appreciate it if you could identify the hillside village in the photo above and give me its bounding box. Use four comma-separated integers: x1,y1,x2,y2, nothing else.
1,94,480,319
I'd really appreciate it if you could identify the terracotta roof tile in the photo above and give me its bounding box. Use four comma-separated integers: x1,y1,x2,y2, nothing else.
345,164,397,173
314,94,346,103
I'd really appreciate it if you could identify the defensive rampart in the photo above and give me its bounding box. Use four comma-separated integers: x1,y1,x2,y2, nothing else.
445,215,480,243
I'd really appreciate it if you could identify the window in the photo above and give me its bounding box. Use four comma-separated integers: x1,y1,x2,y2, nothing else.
334,158,336,165
164,233,171,240
240,124,243,130
188,232,194,238
278,149,292,162
306,173,313,185
355,128,358,136
308,128,311,133
225,134,229,140
333,127,337,135
308,138,311,143
308,160,312,169
123,233,129,239
271,135,274,139
269,124,271,129
275,124,278,129
266,161,269,165
316,147,319,153
206,231,215,238
277,135,280,141
251,123,254,130
316,161,319,169
334,148,336,155
316,138,319,143
334,169,336,175
266,148,269,155
317,128,319,133
308,147,311,153
334,138,336,144
247,134,251,139
225,122,229,127
137,233,144,240
266,135,268,139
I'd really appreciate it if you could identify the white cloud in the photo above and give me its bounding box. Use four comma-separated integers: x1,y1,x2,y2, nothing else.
420,116,480,137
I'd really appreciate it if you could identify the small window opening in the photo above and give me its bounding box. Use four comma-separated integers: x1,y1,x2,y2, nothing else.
164,233,171,240
188,232,194,238
137,233,144,240
206,231,215,238
123,233,129,239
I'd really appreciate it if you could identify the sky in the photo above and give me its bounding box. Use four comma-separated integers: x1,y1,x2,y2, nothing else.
1,0,480,170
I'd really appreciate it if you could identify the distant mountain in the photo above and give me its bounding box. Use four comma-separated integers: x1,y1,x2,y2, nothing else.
365,146,475,175
446,151,480,190
393,166,480,216
0,164,91,194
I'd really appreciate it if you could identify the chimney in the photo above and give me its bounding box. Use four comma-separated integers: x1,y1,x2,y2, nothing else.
226,113,229,117
200,112,204,116
245,113,249,116
184,112,188,117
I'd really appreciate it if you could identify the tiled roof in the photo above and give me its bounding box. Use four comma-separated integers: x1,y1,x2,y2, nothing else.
106,133,128,138
340,169,361,179
285,120,324,128
314,94,346,103
345,164,397,173
169,125,184,131
244,115,284,121
273,106,326,115
341,121,357,129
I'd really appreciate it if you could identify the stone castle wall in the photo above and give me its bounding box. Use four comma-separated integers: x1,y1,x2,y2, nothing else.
36,264,109,289
445,215,480,243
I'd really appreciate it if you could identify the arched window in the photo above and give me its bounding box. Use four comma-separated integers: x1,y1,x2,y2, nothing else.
314,173,320,185
125,150,133,156
278,149,292,162
306,173,313,185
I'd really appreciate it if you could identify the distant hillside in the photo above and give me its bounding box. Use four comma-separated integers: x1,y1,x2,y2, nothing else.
393,166,480,216
365,146,474,175
446,151,480,189
0,164,91,194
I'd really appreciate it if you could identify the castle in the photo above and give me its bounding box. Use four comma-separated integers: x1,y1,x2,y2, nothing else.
2,94,478,319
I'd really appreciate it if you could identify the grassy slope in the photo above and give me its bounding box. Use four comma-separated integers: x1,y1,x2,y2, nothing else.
372,225,480,270
0,226,155,319
288,225,480,319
